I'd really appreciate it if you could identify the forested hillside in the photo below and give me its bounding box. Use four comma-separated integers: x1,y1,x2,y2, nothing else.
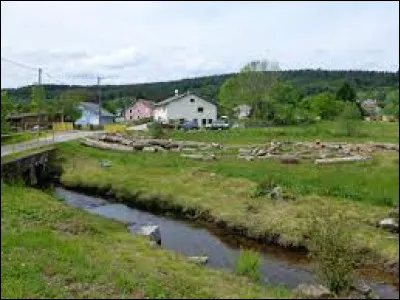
3,70,398,108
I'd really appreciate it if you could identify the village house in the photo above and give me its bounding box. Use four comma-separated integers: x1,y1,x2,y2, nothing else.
75,102,115,126
6,112,64,131
359,99,381,117
124,99,155,121
153,90,217,127
234,104,252,119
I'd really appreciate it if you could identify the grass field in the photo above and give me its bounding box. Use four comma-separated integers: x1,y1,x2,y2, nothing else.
57,139,399,263
164,121,399,145
1,184,292,299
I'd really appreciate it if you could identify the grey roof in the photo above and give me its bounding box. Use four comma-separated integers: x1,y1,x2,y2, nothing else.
154,91,215,107
80,102,114,117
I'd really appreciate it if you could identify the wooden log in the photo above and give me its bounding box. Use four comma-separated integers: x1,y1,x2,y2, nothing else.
314,155,371,165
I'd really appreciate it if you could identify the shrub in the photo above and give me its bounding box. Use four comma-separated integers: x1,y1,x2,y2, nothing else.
252,178,276,198
148,122,165,138
336,103,363,137
234,249,261,281
305,206,360,295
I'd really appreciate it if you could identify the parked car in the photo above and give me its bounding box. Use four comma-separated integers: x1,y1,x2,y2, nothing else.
177,120,199,130
206,119,230,130
161,123,175,129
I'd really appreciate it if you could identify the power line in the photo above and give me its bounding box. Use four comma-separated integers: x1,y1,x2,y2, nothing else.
1,56,37,71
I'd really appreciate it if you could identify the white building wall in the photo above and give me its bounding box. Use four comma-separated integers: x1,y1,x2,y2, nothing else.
75,107,99,125
154,94,217,127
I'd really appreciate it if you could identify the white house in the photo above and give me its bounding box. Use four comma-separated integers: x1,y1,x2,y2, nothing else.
234,104,252,119
153,91,217,127
75,102,115,126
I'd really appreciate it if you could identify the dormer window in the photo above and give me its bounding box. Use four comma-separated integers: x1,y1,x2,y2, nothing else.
190,98,195,103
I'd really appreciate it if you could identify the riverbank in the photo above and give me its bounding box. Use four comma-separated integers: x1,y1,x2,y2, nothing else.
58,141,399,277
1,184,292,299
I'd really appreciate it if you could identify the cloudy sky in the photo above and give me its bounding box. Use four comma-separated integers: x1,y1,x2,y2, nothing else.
1,1,399,88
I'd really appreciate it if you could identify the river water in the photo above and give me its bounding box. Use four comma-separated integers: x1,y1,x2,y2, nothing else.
54,187,399,299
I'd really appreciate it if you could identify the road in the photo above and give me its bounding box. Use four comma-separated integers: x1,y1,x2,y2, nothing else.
1,130,103,157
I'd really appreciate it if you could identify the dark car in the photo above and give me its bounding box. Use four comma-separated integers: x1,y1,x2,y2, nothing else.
177,120,199,130
161,123,175,129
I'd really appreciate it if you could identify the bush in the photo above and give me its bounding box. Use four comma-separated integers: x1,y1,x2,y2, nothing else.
234,249,261,281
252,178,276,198
148,122,165,138
306,206,360,295
336,103,363,137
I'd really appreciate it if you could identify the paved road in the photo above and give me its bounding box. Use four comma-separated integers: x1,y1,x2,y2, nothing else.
1,130,103,157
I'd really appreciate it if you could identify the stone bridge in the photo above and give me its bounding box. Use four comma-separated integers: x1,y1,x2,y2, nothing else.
1,148,61,186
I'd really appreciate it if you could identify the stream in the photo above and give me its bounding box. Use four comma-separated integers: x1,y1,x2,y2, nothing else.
54,187,399,299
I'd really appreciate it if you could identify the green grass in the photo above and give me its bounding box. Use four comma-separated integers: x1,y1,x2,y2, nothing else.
234,250,261,282
165,121,399,145
1,131,52,145
55,141,399,264
1,184,292,299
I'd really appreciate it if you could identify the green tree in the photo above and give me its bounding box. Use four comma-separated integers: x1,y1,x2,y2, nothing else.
1,91,13,133
382,89,399,118
336,81,357,103
56,90,87,122
30,85,45,113
218,59,280,120
300,92,342,120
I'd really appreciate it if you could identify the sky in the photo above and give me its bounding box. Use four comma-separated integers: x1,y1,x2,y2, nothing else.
1,1,399,88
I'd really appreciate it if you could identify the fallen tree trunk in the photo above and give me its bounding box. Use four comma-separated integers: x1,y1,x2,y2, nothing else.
81,138,133,151
314,155,371,165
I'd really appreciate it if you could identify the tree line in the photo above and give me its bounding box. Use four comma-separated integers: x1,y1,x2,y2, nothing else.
1,65,398,133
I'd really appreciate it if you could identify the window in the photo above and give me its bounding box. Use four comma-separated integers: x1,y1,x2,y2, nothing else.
190,98,195,103
198,107,204,113
130,109,132,113
208,119,212,124
193,119,198,124
179,118,185,124
202,119,207,125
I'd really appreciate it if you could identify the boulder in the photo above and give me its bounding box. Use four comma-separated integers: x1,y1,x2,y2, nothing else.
256,149,268,157
352,280,372,296
293,284,332,299
378,218,399,233
280,155,300,164
188,256,209,264
238,148,252,156
99,160,112,167
128,224,161,244
142,146,156,152
270,186,282,200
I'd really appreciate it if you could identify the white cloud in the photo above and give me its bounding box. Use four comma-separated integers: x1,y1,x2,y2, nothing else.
1,1,398,88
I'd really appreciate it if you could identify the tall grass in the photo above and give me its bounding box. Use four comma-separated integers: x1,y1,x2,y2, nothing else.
306,206,360,295
234,249,261,282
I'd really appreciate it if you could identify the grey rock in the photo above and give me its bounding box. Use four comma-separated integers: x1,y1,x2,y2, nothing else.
352,280,372,295
280,155,300,164
270,186,282,200
188,256,209,264
99,160,112,167
256,149,268,156
378,218,399,233
142,146,156,152
293,283,332,299
128,224,161,244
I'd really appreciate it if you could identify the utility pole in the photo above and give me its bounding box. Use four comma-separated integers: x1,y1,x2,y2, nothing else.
97,76,102,126
38,68,42,85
